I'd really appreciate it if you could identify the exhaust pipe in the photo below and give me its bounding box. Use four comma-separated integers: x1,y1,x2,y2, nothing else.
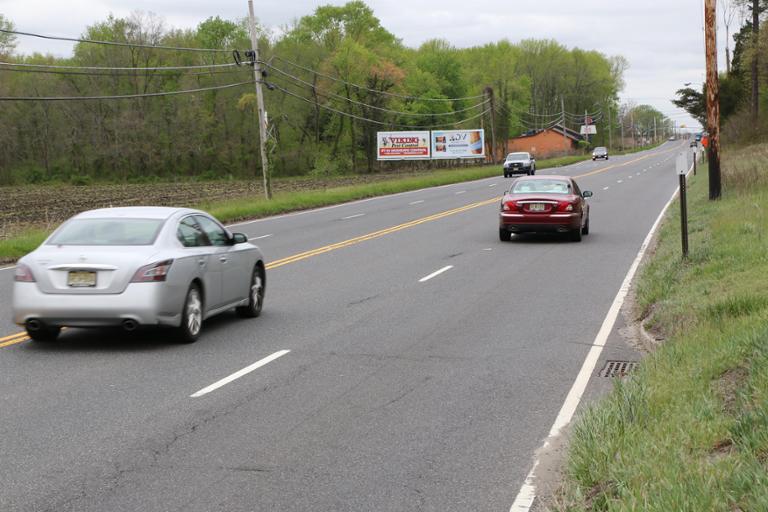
122,319,138,332
26,319,42,332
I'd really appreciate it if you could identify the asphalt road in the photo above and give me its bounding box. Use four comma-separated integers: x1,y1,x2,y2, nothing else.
0,142,688,511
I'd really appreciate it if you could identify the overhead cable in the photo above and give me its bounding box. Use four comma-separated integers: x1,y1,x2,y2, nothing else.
0,65,252,78
268,65,489,117
0,80,254,101
0,61,238,72
269,82,489,129
0,28,232,53
271,55,485,103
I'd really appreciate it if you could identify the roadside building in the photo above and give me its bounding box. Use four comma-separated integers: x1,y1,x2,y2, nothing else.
506,125,581,159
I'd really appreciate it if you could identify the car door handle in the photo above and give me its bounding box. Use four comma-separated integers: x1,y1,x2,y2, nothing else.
197,259,207,266
219,256,228,263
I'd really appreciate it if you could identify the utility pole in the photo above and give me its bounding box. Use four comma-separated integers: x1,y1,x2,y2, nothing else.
607,103,612,151
561,96,568,153
705,0,722,199
584,109,589,145
630,110,635,148
620,117,624,150
653,117,657,144
751,0,760,124
485,87,497,163
247,0,272,200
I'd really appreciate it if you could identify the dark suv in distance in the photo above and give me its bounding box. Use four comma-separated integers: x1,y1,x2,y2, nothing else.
592,147,608,160
503,152,536,177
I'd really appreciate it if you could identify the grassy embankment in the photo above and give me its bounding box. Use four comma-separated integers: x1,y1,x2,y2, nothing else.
0,143,663,263
558,142,768,511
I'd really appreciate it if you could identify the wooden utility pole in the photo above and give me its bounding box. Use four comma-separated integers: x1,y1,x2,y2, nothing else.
705,0,722,199
561,96,568,152
247,0,272,199
750,0,760,123
607,103,612,150
485,87,497,163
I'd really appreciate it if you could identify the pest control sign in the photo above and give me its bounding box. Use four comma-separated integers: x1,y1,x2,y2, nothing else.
430,129,485,159
377,131,431,160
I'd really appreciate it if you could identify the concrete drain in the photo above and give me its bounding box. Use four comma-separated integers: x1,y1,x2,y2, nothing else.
599,360,639,378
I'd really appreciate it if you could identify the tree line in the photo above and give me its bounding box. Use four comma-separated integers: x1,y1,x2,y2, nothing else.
0,2,637,185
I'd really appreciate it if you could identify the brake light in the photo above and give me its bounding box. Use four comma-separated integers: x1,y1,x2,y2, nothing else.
502,199,518,212
14,263,36,282
558,200,580,212
131,259,174,282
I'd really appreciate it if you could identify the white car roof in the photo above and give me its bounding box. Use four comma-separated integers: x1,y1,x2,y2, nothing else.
74,206,201,220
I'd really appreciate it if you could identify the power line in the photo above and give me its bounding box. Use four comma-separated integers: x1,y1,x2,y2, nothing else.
0,28,233,54
0,80,254,101
269,82,489,129
0,61,238,72
0,65,252,78
271,55,485,103
268,64,489,117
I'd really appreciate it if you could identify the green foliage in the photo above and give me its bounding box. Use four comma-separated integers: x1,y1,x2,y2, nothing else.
0,4,628,184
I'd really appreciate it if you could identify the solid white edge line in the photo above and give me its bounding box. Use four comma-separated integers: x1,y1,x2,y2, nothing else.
249,234,273,240
341,213,365,220
0,265,15,272
455,190,466,195
508,161,693,512
409,200,425,205
418,265,454,283
190,350,291,398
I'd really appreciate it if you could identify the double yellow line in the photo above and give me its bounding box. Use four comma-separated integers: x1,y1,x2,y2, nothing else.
0,331,30,348
1,146,679,348
266,197,499,270
0,196,500,348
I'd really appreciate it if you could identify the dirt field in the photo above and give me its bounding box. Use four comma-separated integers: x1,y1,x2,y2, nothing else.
0,172,436,240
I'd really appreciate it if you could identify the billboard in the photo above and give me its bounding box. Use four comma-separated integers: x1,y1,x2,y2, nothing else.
430,129,485,159
377,131,431,160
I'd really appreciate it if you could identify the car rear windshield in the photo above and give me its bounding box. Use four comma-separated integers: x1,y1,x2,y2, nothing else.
47,218,165,246
506,153,529,160
510,179,571,194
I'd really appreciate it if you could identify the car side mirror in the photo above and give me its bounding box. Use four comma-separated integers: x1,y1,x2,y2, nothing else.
582,191,593,198
231,232,248,244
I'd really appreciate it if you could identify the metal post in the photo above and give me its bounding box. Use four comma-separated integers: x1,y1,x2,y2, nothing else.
680,172,689,258
485,87,496,163
247,0,272,200
607,103,612,151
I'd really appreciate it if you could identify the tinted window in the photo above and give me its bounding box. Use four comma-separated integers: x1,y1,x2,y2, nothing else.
507,153,529,160
195,215,230,247
510,179,572,194
48,218,164,246
177,217,209,248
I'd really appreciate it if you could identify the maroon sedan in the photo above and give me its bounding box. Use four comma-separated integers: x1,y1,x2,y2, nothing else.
499,175,592,242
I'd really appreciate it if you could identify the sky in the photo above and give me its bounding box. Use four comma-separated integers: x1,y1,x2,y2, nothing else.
0,0,748,132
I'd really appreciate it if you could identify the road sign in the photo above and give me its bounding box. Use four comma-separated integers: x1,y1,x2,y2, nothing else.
579,125,597,135
676,153,688,175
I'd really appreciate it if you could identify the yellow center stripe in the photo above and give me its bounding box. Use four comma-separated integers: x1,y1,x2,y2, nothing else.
1,147,678,348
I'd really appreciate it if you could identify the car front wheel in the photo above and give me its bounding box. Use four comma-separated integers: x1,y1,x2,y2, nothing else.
237,264,265,318
27,325,61,343
177,284,203,343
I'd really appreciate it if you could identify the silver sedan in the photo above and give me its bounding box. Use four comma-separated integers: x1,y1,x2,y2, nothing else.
12,207,266,343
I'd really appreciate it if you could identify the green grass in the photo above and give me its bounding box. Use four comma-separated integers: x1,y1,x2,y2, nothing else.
0,154,593,262
558,142,768,511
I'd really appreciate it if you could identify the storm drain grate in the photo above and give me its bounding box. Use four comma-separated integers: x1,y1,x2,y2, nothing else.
599,360,639,378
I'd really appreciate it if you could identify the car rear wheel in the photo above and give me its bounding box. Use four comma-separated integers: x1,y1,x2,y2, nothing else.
177,284,203,343
236,264,265,318
570,223,583,242
499,228,512,242
582,217,590,235
26,325,61,343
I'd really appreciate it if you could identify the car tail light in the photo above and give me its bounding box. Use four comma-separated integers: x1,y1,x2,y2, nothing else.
502,199,518,212
14,263,36,282
558,200,580,212
131,259,174,282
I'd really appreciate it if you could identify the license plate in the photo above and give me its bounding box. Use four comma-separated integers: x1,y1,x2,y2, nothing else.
68,270,97,287
529,203,547,212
